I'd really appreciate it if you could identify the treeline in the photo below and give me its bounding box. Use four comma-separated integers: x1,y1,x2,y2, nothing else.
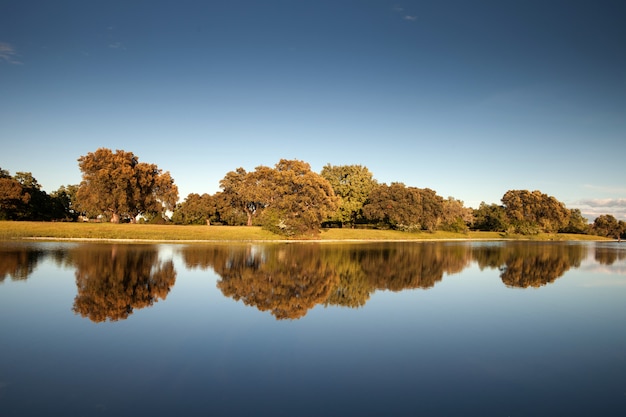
1,148,625,239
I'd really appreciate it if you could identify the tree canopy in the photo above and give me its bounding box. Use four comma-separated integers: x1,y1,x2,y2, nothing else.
76,148,178,223
320,164,377,227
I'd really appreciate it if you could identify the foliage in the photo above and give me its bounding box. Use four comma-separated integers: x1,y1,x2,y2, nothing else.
218,159,339,236
439,197,473,233
501,190,570,234
559,208,589,234
471,202,509,232
320,164,377,227
260,159,339,236
362,183,443,231
172,193,216,225
76,148,178,223
591,214,625,239
0,168,75,221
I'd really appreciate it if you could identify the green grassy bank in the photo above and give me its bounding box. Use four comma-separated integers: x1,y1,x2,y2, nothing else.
0,221,612,242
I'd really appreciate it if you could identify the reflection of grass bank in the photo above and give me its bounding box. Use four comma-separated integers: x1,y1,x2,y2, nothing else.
0,221,612,242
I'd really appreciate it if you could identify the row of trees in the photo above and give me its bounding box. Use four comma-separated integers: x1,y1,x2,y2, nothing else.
2,148,625,238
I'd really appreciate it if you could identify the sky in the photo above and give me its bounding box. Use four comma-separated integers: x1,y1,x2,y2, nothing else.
1,0,625,221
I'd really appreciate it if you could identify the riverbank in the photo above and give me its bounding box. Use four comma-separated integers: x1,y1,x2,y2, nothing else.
0,221,612,242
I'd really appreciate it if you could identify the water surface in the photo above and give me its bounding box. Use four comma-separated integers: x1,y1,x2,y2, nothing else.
1,241,625,416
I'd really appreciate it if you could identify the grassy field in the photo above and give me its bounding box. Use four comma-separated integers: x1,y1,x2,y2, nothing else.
0,221,611,242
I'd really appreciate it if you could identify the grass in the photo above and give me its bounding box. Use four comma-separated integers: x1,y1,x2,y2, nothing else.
0,221,612,242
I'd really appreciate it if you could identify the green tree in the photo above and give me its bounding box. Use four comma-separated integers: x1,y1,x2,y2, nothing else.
76,148,178,223
172,193,216,225
320,164,377,227
560,208,589,234
472,202,508,232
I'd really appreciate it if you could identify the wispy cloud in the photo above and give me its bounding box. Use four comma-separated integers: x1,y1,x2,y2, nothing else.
392,5,417,22
0,42,22,65
573,198,626,221
108,42,125,50
578,198,626,208
403,15,417,21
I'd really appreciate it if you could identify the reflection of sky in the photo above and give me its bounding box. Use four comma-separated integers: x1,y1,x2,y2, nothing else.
1,242,626,416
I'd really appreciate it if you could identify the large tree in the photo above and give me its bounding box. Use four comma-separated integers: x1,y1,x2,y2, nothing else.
172,193,217,225
260,159,339,236
320,164,377,227
362,183,443,231
501,189,570,234
76,148,178,223
219,159,338,236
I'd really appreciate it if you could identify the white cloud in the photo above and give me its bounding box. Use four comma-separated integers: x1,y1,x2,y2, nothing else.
578,198,626,208
108,42,125,50
403,15,417,21
0,42,22,65
573,198,626,221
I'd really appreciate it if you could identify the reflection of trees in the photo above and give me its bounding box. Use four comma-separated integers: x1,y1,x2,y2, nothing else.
180,243,472,318
0,244,45,282
212,245,339,320
70,245,176,322
473,243,586,288
360,243,471,291
594,246,626,265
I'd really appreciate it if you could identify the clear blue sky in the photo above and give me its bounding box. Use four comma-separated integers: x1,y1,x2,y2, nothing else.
1,0,625,220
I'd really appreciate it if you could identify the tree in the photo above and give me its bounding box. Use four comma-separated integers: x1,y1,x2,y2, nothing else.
362,183,443,231
472,202,508,232
440,197,473,232
260,159,339,236
592,214,623,239
76,148,178,223
560,208,589,234
219,167,272,226
501,190,570,234
0,168,29,220
219,159,339,236
320,164,377,227
172,193,216,225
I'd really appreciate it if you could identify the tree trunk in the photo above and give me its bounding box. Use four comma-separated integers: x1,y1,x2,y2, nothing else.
110,212,120,223
246,212,253,226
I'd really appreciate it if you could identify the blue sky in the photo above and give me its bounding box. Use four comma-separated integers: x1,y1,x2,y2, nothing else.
1,0,625,220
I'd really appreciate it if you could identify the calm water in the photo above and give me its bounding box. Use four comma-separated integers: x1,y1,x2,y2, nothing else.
0,240,625,416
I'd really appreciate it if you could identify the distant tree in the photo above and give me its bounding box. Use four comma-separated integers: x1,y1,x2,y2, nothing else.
50,184,79,221
219,166,273,226
362,183,443,231
76,148,178,223
471,202,508,232
260,159,339,236
172,193,216,225
591,214,623,239
559,208,589,234
320,164,377,227
501,190,570,234
0,168,29,220
439,197,473,233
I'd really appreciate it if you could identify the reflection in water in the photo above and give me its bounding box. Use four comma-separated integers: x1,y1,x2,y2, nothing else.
182,243,472,319
69,245,176,322
473,243,586,288
3,241,623,321
0,243,46,282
